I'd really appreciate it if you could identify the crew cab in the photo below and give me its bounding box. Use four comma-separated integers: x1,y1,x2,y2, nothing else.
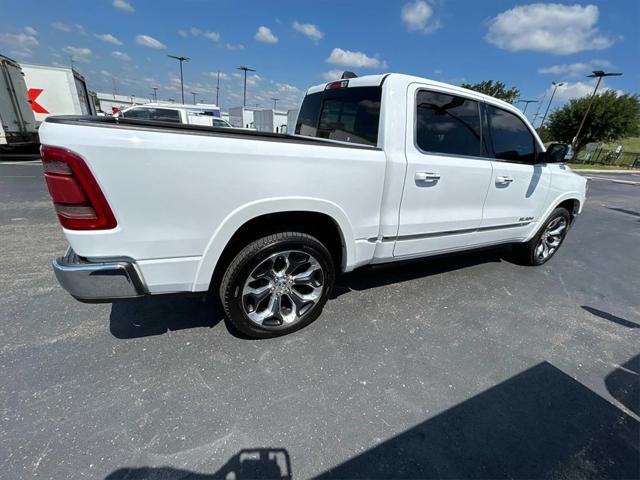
119,103,231,128
39,73,586,338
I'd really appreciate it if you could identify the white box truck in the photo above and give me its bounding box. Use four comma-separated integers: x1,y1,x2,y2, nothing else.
254,109,289,133
20,63,95,123
0,54,38,148
229,106,258,129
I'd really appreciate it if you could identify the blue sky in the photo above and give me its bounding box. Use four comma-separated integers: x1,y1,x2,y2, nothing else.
0,0,638,118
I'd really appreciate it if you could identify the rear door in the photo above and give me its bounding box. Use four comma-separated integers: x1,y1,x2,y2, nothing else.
480,104,550,229
394,85,493,257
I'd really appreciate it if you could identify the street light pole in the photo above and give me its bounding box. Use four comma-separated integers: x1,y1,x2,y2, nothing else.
572,70,623,149
237,66,256,107
540,81,565,129
168,55,190,104
271,98,279,110
518,99,537,114
216,71,220,106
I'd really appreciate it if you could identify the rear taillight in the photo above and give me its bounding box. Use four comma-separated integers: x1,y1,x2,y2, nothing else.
40,145,117,230
325,80,349,90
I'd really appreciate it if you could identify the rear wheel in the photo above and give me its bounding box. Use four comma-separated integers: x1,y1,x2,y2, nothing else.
219,232,335,338
513,207,571,266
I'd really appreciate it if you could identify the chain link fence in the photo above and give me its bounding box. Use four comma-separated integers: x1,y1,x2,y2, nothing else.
570,147,640,168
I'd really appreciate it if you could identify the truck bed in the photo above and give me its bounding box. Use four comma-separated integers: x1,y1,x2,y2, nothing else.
44,115,379,150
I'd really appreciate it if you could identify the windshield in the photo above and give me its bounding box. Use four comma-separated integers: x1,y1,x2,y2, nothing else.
295,86,381,146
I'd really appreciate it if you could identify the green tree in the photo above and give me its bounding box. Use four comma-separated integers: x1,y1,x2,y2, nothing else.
460,80,520,104
546,90,640,154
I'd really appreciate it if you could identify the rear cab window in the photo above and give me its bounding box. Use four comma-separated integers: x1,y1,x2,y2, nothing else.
295,85,381,146
122,107,182,124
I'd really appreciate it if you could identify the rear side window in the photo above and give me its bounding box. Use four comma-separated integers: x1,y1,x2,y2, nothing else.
415,90,482,157
295,86,381,146
487,106,536,163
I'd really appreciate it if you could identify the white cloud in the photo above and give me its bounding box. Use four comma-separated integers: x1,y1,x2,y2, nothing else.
10,49,33,58
277,83,300,93
24,26,38,36
322,70,343,81
0,32,39,49
112,0,134,13
225,43,244,51
292,21,323,43
62,46,92,63
178,29,188,38
538,59,613,77
111,51,131,61
206,72,230,80
487,3,614,55
255,26,278,44
95,33,123,45
190,27,202,36
401,0,441,34
203,31,220,42
51,22,71,32
326,47,387,69
74,24,87,36
135,35,166,49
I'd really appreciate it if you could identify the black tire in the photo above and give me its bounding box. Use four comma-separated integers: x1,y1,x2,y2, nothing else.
513,207,571,266
219,232,335,338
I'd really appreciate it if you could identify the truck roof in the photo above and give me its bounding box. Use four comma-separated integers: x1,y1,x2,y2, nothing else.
306,72,518,113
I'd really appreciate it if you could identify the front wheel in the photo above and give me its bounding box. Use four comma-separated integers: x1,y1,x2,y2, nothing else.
219,232,335,338
513,207,571,266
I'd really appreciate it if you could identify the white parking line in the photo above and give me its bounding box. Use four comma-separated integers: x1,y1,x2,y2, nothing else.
586,176,640,186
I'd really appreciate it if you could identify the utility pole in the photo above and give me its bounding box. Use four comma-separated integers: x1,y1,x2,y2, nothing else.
518,99,537,114
572,70,622,149
532,92,546,127
191,92,197,104
168,55,189,104
216,71,220,106
540,81,565,129
112,77,118,98
151,87,158,102
237,66,256,107
271,97,280,110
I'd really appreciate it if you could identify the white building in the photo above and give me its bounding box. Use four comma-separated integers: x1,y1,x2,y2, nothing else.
96,92,151,114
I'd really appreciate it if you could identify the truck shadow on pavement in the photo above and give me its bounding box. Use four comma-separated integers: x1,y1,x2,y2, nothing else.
331,245,511,298
104,360,639,479
108,246,512,339
109,294,224,339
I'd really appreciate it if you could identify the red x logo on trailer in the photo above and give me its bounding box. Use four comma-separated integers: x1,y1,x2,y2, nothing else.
28,88,49,114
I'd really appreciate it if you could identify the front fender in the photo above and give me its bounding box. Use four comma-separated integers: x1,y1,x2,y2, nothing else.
192,197,356,291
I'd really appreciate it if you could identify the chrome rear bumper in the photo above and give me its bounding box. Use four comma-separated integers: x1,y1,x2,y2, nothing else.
53,248,147,302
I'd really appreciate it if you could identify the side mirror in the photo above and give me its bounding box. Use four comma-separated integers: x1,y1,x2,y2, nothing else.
543,143,569,163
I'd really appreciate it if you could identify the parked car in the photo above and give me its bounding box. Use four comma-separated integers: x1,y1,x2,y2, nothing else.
118,103,230,127
0,54,38,149
39,73,586,338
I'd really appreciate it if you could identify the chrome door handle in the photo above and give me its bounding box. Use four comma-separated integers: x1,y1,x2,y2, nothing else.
495,175,514,185
415,172,441,182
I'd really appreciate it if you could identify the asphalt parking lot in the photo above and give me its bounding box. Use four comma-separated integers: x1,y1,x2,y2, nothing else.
1,160,638,479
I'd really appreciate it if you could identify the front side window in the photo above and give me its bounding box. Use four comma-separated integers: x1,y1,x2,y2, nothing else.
415,90,482,157
487,106,536,163
295,86,381,146
122,108,150,119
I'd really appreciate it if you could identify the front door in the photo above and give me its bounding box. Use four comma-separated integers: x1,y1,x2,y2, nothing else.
394,86,493,257
480,105,550,229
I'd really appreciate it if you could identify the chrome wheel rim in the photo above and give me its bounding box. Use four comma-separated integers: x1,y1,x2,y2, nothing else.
535,216,567,261
241,250,325,327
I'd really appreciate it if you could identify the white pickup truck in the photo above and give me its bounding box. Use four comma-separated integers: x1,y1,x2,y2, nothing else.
40,73,586,338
